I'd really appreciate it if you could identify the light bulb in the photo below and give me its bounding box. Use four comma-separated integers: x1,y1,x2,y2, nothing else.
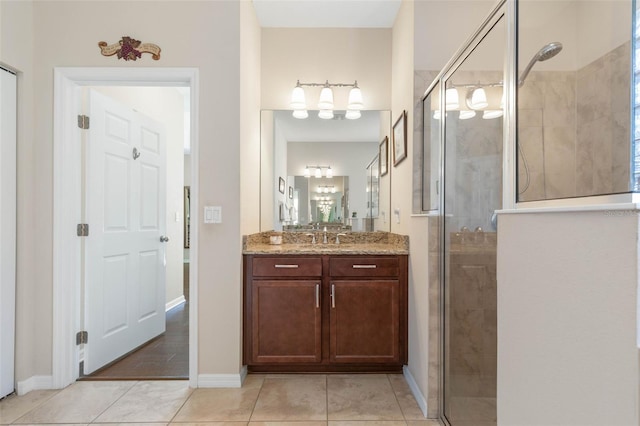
323,187,329,193
292,109,308,119
483,110,504,119
326,167,333,178
469,87,488,109
459,110,476,120
290,84,306,110
445,88,459,110
315,167,322,178
345,109,361,120
331,187,336,193
347,85,363,110
318,109,334,120
318,85,334,110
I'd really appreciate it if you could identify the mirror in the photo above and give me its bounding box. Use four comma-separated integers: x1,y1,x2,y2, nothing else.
260,110,391,232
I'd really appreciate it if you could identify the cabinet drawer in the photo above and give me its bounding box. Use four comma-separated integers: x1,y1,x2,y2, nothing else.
253,257,322,277
330,257,399,277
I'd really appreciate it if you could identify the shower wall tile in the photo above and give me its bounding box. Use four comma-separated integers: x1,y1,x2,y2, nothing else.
519,108,543,127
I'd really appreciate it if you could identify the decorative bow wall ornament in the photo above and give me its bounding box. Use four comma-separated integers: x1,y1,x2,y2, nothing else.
98,36,161,61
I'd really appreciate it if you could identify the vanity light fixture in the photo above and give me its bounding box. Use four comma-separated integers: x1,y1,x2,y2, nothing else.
304,165,333,178
290,80,363,120
317,185,336,194
433,82,504,120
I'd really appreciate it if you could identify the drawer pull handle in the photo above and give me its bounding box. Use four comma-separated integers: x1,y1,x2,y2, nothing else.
315,283,320,308
353,264,377,269
331,284,335,308
274,264,299,269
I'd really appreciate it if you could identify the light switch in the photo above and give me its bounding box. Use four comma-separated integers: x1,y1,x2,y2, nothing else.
204,206,222,224
394,208,401,224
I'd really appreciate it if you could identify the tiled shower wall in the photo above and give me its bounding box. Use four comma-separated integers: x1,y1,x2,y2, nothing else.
518,41,631,201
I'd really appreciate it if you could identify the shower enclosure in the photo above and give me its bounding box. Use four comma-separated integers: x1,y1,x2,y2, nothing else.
420,0,635,425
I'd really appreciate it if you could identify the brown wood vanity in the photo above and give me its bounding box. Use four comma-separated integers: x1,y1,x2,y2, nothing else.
242,232,409,373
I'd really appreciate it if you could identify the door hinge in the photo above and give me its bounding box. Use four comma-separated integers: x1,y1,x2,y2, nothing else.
77,223,89,237
76,331,88,345
77,114,90,130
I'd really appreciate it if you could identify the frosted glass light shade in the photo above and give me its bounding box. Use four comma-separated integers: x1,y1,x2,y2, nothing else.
483,110,504,119
326,167,333,178
304,167,311,178
318,109,334,120
469,87,488,109
459,110,476,120
318,87,334,109
345,109,361,120
292,109,308,119
347,87,363,110
315,167,322,178
290,86,306,110
330,187,336,193
445,88,459,110
433,110,442,120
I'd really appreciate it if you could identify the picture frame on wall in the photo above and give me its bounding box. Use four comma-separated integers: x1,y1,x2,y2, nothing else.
379,136,389,177
279,177,285,194
393,110,407,166
288,186,293,199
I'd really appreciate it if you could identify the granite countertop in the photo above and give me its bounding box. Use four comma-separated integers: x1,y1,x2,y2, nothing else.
243,231,409,255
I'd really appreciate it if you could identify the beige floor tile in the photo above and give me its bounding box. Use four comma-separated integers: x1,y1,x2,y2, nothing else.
172,376,263,422
406,421,441,426
387,374,426,421
14,381,137,424
93,423,167,426
13,424,88,426
0,390,59,424
327,375,404,421
251,376,327,422
328,422,407,426
171,423,247,426
94,381,192,423
251,422,327,426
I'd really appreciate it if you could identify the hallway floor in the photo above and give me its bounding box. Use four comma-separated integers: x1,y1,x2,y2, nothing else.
0,374,438,425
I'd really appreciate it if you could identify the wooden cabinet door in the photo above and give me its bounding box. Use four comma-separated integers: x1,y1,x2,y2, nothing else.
252,280,322,363
329,280,400,364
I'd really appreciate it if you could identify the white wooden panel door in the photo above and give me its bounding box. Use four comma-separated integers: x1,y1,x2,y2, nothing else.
0,69,17,398
84,89,167,374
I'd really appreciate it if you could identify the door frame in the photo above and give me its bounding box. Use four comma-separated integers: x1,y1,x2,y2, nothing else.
52,67,199,389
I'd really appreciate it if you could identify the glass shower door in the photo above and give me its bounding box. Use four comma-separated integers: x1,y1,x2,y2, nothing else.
441,16,504,426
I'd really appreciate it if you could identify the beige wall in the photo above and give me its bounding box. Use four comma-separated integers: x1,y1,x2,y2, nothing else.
392,0,432,413
0,0,37,384
2,0,252,382
240,0,262,236
91,86,186,306
261,28,391,110
497,211,640,425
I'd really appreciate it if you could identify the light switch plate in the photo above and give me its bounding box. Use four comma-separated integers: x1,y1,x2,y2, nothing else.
204,206,222,224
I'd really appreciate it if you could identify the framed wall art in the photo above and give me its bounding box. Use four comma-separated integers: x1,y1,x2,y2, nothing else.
393,110,407,166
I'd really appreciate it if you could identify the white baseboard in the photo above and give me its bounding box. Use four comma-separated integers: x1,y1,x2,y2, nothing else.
166,295,186,312
198,367,246,388
403,365,428,417
17,375,54,395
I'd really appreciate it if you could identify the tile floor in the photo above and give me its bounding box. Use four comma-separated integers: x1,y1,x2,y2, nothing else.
0,374,441,425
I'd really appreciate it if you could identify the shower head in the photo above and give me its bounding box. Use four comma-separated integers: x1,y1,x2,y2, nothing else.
518,42,563,86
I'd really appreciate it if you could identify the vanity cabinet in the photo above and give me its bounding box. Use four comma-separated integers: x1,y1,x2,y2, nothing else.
243,254,408,372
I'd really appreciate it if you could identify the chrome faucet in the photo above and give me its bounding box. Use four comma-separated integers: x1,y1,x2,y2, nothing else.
335,233,347,244
305,233,316,244
322,227,328,244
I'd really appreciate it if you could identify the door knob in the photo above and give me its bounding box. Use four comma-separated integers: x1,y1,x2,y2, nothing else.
160,235,169,242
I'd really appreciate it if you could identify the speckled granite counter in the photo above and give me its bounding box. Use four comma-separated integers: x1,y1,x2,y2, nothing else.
242,231,409,255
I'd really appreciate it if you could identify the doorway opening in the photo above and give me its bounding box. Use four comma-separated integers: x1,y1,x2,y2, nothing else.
52,68,199,389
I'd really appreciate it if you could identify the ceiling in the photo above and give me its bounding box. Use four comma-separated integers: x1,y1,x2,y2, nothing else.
252,0,401,28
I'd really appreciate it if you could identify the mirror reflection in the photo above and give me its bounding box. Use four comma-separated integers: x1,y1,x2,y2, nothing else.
260,110,391,232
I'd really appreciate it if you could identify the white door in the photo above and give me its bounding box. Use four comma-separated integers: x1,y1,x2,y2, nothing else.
0,68,17,398
84,89,167,374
